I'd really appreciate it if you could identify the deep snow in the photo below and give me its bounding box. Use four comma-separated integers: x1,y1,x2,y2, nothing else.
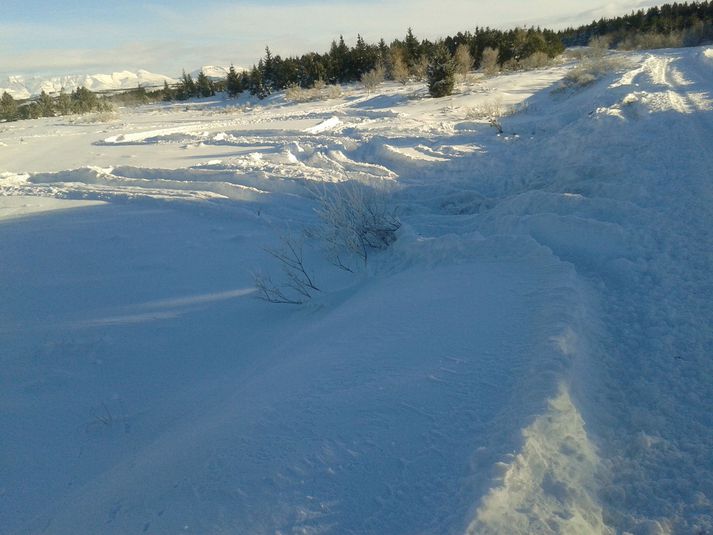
2,47,713,534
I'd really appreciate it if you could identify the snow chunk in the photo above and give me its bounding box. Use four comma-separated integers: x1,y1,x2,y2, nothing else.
305,116,341,134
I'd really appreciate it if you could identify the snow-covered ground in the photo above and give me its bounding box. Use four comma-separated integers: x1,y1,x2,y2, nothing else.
2,47,713,534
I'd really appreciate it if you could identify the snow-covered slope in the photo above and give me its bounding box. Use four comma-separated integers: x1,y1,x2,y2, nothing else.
2,46,713,534
0,69,177,99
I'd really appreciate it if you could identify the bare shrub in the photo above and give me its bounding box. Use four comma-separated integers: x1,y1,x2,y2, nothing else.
255,183,400,304
361,65,385,92
519,51,552,70
285,81,343,102
312,182,400,271
480,47,500,76
67,110,119,124
254,235,320,304
285,83,313,102
454,44,474,81
465,97,504,120
588,35,612,57
412,55,430,82
618,31,684,50
391,47,410,84
325,84,343,99
562,54,631,88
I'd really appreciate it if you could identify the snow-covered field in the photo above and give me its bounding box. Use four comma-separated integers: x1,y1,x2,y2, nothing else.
2,47,713,534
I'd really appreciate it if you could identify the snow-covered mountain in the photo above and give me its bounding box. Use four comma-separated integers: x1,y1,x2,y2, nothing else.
0,70,177,99
191,65,230,80
190,65,247,80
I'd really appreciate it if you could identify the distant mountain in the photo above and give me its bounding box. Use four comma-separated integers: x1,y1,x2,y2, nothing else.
0,70,177,99
190,65,247,81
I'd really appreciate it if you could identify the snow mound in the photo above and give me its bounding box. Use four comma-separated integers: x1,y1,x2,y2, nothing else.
305,116,341,133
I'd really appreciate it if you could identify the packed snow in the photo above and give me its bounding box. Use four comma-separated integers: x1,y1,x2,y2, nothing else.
2,47,713,534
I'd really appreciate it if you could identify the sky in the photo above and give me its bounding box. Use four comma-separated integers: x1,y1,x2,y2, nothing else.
0,0,657,77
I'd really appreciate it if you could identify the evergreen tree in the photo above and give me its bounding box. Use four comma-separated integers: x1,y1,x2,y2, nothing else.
352,34,373,78
0,91,18,121
249,62,269,99
427,44,456,98
327,36,350,83
37,90,54,117
71,86,98,114
176,70,196,100
196,70,215,98
162,80,175,102
56,89,72,115
263,46,275,90
226,65,242,97
404,27,421,69
19,102,41,120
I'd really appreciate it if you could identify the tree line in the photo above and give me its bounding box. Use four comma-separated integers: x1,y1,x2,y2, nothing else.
0,87,115,122
559,1,713,48
175,26,564,101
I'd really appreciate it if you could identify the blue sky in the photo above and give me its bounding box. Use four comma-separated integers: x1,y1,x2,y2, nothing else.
1,0,655,77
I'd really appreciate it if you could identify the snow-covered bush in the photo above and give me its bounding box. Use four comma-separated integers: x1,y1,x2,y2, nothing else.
255,182,399,303
518,51,553,70
480,47,500,76
285,84,314,102
325,84,343,99
562,54,630,88
465,97,505,120
618,31,684,50
390,47,410,84
361,66,385,92
313,182,401,271
67,110,119,124
454,44,474,81
285,81,343,103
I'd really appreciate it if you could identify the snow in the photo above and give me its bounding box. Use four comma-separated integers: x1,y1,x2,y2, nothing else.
0,70,177,99
2,47,713,534
191,66,246,80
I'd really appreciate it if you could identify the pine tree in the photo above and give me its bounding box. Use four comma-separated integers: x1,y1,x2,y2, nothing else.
37,90,54,117
226,65,242,97
0,91,18,121
196,71,215,98
263,46,275,90
427,44,456,98
56,89,72,115
352,34,373,78
19,102,41,120
71,86,98,114
249,62,269,99
162,80,175,102
176,70,196,100
404,27,421,70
